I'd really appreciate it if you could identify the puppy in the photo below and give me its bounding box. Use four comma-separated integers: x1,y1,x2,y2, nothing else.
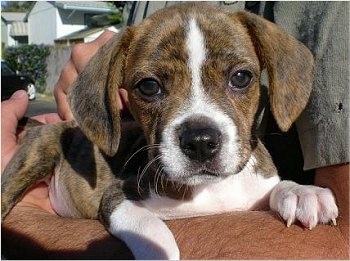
1,3,338,259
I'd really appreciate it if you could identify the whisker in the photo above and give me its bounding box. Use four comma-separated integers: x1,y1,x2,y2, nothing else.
152,162,161,195
136,166,143,196
181,185,189,201
158,166,167,195
137,155,162,194
124,144,161,167
154,165,164,196
176,182,184,192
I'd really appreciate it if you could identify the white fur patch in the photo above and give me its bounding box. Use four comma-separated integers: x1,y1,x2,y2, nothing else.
160,17,240,185
109,200,179,259
186,18,206,98
270,180,338,229
143,155,280,220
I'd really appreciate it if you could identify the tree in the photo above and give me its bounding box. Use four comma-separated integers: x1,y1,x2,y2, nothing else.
88,1,129,27
1,1,33,12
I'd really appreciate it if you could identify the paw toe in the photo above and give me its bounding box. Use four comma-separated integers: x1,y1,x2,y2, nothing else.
317,188,339,225
271,182,339,229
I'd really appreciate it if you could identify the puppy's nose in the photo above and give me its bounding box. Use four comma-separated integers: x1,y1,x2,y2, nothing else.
180,127,221,162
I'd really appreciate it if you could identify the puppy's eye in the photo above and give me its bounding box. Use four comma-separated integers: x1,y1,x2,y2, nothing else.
229,70,253,90
135,78,162,99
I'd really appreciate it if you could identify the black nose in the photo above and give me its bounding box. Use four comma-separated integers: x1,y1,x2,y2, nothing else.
180,127,221,162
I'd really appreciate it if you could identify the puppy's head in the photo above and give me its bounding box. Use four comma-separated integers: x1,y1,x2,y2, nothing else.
69,3,314,185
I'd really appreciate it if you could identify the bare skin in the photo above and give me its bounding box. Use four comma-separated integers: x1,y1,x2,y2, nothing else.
2,163,348,259
1,31,349,259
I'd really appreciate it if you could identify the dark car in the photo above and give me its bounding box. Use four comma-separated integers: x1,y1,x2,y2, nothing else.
1,60,36,101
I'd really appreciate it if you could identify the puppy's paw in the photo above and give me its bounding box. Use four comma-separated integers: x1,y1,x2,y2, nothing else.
270,181,338,229
126,233,180,260
107,200,180,260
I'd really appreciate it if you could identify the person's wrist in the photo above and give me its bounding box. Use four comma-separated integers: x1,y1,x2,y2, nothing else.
315,163,349,190
314,163,349,245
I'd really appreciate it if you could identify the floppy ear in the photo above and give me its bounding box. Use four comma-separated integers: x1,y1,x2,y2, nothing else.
234,12,314,132
68,28,133,156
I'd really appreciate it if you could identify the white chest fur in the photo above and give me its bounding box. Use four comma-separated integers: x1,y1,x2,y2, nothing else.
142,161,280,220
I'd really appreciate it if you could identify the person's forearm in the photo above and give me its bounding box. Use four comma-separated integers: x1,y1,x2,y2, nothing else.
2,206,133,259
3,164,348,259
169,210,348,259
314,163,349,244
3,205,348,259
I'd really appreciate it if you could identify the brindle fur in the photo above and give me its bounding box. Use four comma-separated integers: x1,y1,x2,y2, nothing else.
1,4,313,226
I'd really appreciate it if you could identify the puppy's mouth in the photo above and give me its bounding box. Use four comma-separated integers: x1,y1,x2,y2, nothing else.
167,166,231,186
153,146,235,185
195,168,220,177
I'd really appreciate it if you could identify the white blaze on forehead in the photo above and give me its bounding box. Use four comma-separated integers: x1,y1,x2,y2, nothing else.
186,18,206,96
160,17,241,185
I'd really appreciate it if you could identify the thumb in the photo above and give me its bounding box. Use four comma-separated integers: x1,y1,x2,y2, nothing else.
2,90,29,121
1,90,29,171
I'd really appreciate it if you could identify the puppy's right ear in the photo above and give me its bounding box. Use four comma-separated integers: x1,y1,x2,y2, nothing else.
68,28,133,156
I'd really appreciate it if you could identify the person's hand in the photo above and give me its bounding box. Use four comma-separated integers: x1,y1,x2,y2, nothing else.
1,90,62,213
1,91,62,171
54,30,123,120
1,90,29,171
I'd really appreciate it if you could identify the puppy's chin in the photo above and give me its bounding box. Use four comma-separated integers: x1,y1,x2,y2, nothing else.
180,175,223,186
159,153,246,186
166,169,233,186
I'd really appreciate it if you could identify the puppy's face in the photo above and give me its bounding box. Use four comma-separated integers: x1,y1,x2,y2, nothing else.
124,9,262,185
70,4,314,186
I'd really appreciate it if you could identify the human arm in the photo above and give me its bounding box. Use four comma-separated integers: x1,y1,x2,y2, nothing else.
3,165,348,259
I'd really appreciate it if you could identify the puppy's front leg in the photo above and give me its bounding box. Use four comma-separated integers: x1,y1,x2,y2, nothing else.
106,200,179,260
270,181,338,229
100,190,179,261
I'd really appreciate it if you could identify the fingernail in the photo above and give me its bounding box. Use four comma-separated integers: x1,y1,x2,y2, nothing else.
12,90,27,99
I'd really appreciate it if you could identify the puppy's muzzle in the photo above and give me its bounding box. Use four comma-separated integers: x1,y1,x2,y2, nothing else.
179,120,222,163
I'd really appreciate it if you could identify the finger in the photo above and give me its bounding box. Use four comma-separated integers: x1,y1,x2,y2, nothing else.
1,91,29,171
118,88,129,111
2,90,29,130
32,113,63,124
54,61,78,120
54,30,116,120
71,30,116,72
19,177,56,214
18,187,55,214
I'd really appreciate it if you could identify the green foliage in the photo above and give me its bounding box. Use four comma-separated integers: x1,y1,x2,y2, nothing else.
107,12,123,25
3,44,51,93
1,1,33,12
88,12,123,27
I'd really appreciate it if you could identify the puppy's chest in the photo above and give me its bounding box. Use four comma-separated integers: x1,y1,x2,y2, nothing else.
142,170,280,220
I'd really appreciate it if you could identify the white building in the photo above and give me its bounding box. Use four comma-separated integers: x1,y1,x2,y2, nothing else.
24,1,119,45
1,12,28,47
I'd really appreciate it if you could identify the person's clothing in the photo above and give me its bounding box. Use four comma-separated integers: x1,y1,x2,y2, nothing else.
122,1,349,171
272,1,349,170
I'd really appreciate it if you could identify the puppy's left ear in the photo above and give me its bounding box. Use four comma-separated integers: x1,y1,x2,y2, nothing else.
234,12,314,132
68,29,133,156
